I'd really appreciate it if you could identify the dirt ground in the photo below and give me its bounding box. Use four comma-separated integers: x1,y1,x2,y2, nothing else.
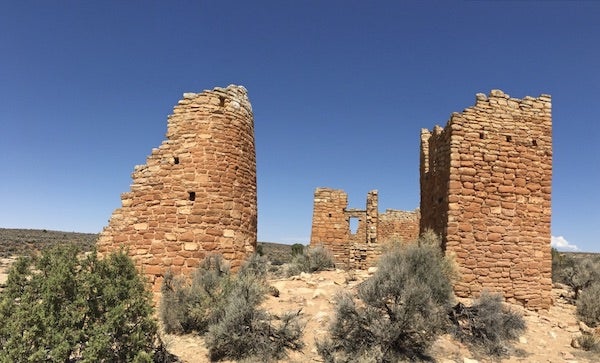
161,269,599,363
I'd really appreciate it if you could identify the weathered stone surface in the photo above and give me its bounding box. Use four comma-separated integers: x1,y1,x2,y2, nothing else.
420,90,552,310
97,85,257,292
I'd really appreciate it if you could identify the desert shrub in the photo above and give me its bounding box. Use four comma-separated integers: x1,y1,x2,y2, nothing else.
286,245,334,277
161,253,304,361
449,291,525,357
317,236,454,362
284,254,307,277
291,243,305,256
552,248,576,283
577,331,600,352
577,282,600,328
160,254,232,334
558,256,600,299
239,252,268,279
255,243,264,256
205,272,303,361
0,244,158,362
417,228,442,248
308,245,335,271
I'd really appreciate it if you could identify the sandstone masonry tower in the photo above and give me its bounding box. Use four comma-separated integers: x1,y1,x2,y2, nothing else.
420,90,552,309
98,85,257,291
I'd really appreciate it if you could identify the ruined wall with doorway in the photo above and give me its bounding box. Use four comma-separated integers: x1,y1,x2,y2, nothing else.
97,85,257,292
420,89,552,310
310,188,419,269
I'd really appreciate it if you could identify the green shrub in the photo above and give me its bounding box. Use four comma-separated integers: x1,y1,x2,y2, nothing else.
552,248,576,284
161,253,304,361
308,245,335,271
317,237,454,362
291,243,305,256
577,282,600,328
205,272,303,361
160,254,232,334
255,243,264,256
286,245,334,277
0,244,158,362
449,291,525,357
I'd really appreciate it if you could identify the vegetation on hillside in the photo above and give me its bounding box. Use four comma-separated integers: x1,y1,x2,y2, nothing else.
552,248,600,352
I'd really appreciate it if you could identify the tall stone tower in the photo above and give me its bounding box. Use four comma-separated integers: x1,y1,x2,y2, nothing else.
420,90,552,309
98,85,257,291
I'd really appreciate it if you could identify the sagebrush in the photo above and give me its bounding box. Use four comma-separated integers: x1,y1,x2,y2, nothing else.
577,282,600,328
317,235,454,362
160,254,232,334
0,244,158,362
160,253,304,361
449,291,526,357
286,245,334,277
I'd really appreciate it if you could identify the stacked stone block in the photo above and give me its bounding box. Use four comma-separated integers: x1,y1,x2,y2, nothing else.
378,209,420,244
309,188,351,267
98,85,257,292
420,89,552,309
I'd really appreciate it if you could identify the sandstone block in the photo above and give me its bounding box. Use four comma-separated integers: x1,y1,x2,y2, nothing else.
134,223,148,231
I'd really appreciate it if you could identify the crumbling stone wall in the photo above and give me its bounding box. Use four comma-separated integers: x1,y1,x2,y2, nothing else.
309,188,351,266
378,209,420,245
98,85,257,292
420,89,552,309
310,188,419,269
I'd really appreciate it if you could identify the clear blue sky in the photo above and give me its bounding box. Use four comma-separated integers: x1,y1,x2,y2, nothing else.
1,1,598,252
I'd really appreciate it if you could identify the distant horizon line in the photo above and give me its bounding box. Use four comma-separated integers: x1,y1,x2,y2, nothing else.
0,227,597,253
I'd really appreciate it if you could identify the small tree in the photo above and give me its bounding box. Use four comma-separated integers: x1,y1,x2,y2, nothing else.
291,243,304,256
0,244,158,362
317,235,454,362
558,256,600,299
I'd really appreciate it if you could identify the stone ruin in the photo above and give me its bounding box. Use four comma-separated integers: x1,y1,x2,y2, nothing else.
420,90,552,309
98,85,257,292
309,188,420,269
310,90,552,309
98,85,552,310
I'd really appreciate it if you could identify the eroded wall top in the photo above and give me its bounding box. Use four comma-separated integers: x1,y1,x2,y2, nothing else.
98,85,257,292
